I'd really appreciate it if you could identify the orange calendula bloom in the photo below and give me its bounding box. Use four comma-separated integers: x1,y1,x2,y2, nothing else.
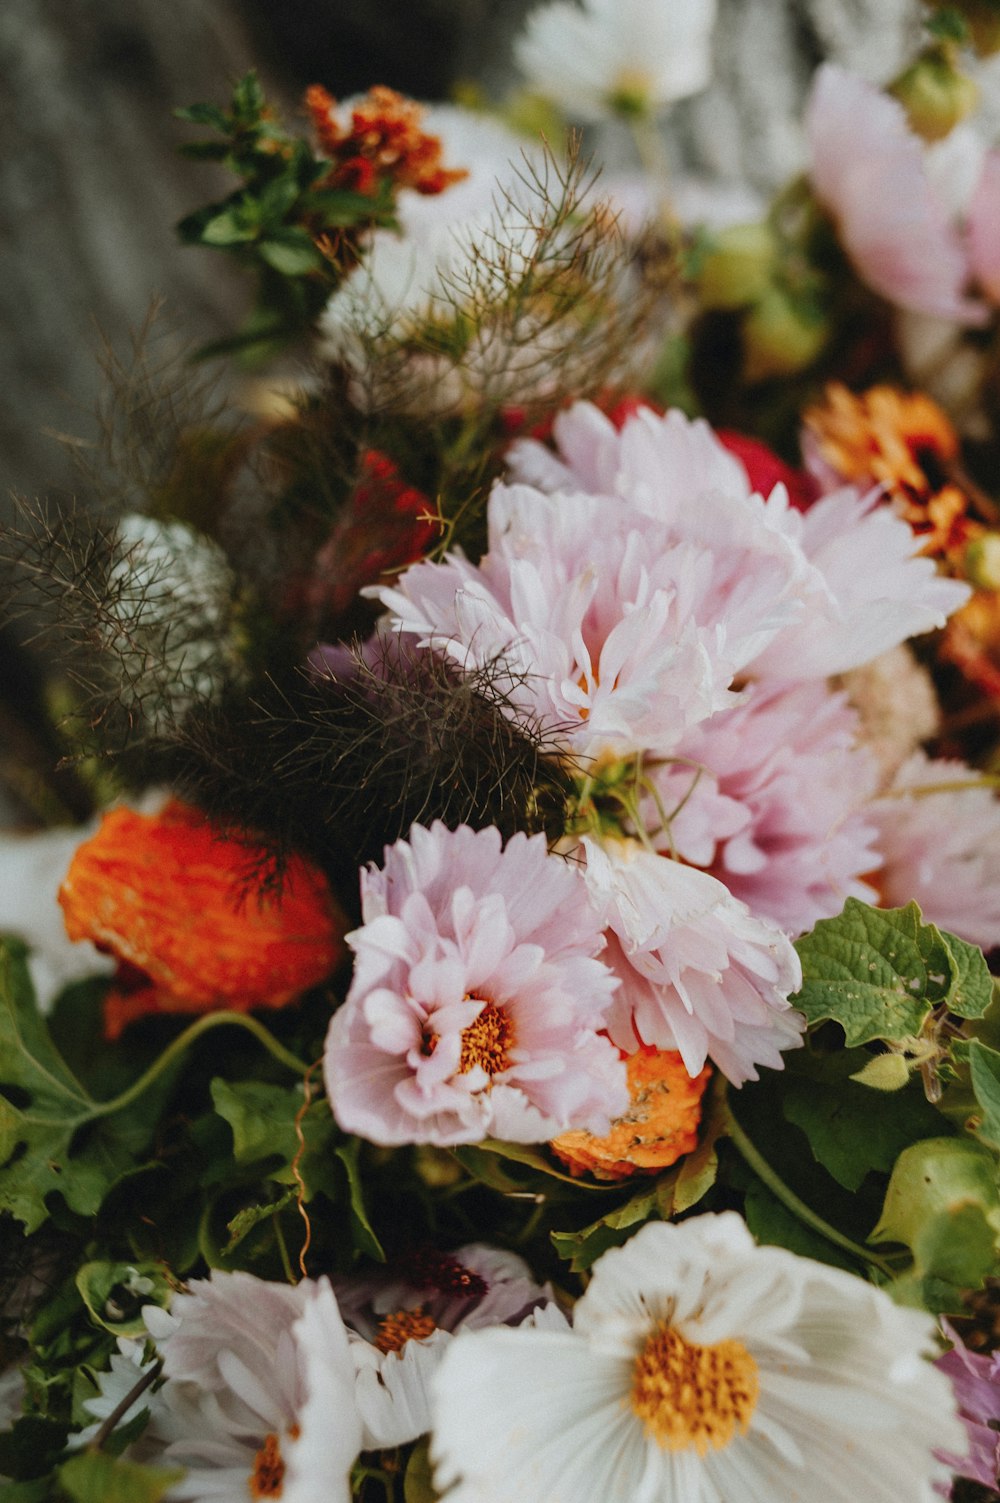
305,84,468,198
802,382,976,558
550,1048,711,1181
59,801,346,1039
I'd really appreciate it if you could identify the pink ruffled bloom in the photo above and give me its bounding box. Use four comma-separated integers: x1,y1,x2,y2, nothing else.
508,401,969,680
580,836,804,1084
806,63,987,325
653,679,881,936
867,751,1000,951
324,822,627,1146
935,1323,1000,1494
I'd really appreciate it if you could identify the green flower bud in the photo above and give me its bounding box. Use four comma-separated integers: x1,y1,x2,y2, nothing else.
890,46,979,139
694,223,778,310
741,286,828,384
965,531,1000,589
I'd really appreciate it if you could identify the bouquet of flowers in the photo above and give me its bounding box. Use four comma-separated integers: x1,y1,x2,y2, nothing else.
7,1,1000,1498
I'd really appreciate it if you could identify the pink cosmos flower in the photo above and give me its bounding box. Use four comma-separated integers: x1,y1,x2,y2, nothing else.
580,836,804,1084
508,400,969,680
653,679,881,936
806,64,987,325
867,751,1000,951
324,822,627,1146
375,474,809,759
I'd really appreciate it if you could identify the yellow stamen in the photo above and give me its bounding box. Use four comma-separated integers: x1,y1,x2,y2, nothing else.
374,1306,438,1354
458,1000,514,1076
630,1322,759,1454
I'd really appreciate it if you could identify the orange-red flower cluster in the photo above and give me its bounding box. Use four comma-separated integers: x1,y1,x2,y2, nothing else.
59,801,346,1039
803,383,976,557
550,1047,712,1181
305,84,468,198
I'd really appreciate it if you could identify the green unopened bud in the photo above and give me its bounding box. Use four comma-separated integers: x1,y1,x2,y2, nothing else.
694,223,778,310
966,531,1000,589
850,1053,912,1092
890,46,979,139
741,286,828,384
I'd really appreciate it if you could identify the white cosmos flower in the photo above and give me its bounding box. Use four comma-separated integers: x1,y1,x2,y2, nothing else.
430,1214,964,1503
514,0,718,121
108,1271,363,1503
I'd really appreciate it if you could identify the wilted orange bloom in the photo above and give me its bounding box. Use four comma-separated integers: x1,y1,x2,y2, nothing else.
550,1048,712,1181
802,382,975,557
305,84,468,198
59,801,347,1039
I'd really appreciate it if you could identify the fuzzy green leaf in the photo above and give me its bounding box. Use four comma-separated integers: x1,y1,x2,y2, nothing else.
792,900,954,1045
941,933,993,1018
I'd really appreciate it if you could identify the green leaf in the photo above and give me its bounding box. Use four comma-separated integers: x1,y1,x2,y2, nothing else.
673,1073,728,1213
199,203,260,246
333,1138,384,1262
58,1452,184,1503
781,1050,946,1192
258,236,325,279
470,1139,617,1189
792,900,953,1045
0,1418,67,1482
223,1191,296,1254
174,101,230,131
256,177,302,228
75,1262,173,1338
0,1480,53,1501
968,1039,1000,1150
741,1175,859,1273
404,1439,439,1503
551,1184,662,1273
873,1136,1000,1288
941,932,993,1018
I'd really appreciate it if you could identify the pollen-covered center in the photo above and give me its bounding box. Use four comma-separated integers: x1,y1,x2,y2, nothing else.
630,1321,759,1455
458,999,514,1076
374,1306,438,1354
250,1431,286,1497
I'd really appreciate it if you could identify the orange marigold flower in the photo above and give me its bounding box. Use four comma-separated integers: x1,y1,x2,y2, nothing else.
550,1048,711,1181
941,589,1000,700
59,801,346,1039
802,382,976,558
305,83,468,198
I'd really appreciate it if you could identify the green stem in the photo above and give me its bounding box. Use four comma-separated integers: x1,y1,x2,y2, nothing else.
273,1210,297,1286
89,1011,311,1119
727,1114,898,1278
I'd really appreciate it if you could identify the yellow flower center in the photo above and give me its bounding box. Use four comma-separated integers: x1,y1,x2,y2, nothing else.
250,1431,287,1497
630,1322,759,1454
459,1000,513,1076
374,1306,438,1354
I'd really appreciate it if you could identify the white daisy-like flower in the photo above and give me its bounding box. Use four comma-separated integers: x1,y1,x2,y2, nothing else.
430,1214,964,1503
514,0,718,121
94,1271,363,1503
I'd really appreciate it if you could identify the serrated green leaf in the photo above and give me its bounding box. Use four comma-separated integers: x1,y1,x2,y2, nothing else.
223,1192,296,1255
793,900,952,1045
872,1136,1000,1288
781,1049,946,1192
58,1451,183,1503
968,1039,1000,1150
941,932,993,1018
75,1262,173,1338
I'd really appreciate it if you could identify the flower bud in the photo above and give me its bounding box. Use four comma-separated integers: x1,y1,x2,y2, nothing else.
889,46,979,141
694,222,777,310
741,285,828,383
965,531,1000,590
